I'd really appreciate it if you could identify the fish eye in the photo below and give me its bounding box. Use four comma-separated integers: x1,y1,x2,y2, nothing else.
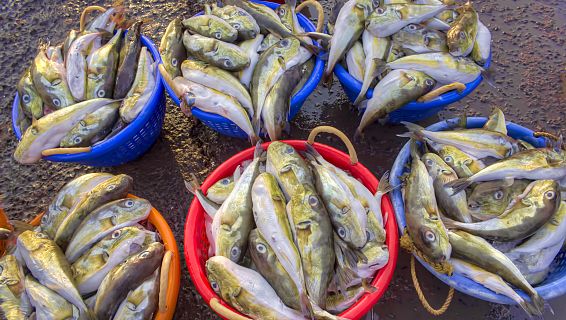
459,31,466,40
126,302,137,311
233,23,241,30
139,251,150,258
221,178,230,185
425,78,434,87
124,200,135,208
375,7,385,15
210,281,220,292
36,232,48,239
337,227,346,239
106,184,117,191
51,79,62,86
341,207,349,215
280,39,291,47
256,243,266,253
278,8,286,16
79,120,87,127
493,190,504,200
230,246,240,259
224,60,233,68
443,156,453,163
53,98,61,107
468,202,479,209
112,230,122,238
97,89,106,98
22,94,31,103
214,32,222,39
308,195,319,207
73,137,82,144
171,58,178,67
424,230,436,242
545,191,556,200
408,24,417,31
425,159,434,166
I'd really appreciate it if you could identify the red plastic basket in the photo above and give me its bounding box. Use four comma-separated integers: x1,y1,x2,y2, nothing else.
184,126,399,320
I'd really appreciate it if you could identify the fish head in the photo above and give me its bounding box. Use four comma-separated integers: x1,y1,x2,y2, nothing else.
530,180,560,208
407,70,436,91
215,222,247,263
0,255,23,293
160,19,185,77
447,22,473,56
421,153,453,179
205,256,241,297
275,4,294,31
102,226,147,259
31,49,72,108
468,181,510,215
127,242,164,272
109,198,152,223
248,229,278,268
16,230,51,253
417,221,451,262
214,42,249,70
13,120,54,164
267,141,304,171
367,5,402,29
17,69,43,119
98,174,134,197
208,176,234,201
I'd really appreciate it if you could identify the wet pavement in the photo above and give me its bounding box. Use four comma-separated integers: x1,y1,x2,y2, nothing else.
0,0,565,319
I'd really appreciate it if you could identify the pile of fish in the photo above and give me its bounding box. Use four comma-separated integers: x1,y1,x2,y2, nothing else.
187,141,392,319
14,4,158,164
323,0,491,135
159,0,322,142
399,108,566,317
0,173,171,319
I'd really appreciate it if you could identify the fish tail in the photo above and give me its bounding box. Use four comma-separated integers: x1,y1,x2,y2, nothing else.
184,174,201,196
445,178,472,195
323,70,334,87
353,84,369,106
354,127,365,141
397,121,426,140
376,171,397,196
361,278,377,293
253,141,264,159
530,292,546,317
481,67,497,90
304,142,324,163
519,299,541,318
299,292,315,319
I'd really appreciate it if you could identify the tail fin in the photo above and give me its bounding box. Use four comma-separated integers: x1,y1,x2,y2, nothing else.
376,171,399,196
253,141,264,159
397,121,426,140
361,278,378,293
445,178,472,195
304,143,324,163
519,300,541,318
185,174,219,218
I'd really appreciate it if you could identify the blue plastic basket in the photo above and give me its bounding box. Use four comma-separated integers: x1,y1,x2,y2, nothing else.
334,53,491,124
12,35,166,167
161,0,325,139
390,117,566,303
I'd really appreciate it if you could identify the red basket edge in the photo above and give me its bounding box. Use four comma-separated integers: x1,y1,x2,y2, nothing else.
184,141,399,320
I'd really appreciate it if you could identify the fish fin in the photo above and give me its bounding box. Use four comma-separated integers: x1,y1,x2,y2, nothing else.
233,165,242,183
481,67,497,89
204,3,212,15
521,300,543,317
361,278,377,293
376,171,399,197
304,142,324,163
397,121,426,140
253,141,264,159
530,292,546,317
184,175,200,196
445,178,472,195
409,139,422,161
440,215,458,230
299,293,315,320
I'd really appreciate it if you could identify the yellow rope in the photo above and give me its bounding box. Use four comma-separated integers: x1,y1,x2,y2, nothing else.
400,229,454,315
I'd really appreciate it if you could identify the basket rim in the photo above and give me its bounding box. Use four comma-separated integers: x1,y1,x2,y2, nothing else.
389,117,566,303
161,0,325,129
334,52,491,111
24,193,180,320
184,140,399,319
11,33,165,162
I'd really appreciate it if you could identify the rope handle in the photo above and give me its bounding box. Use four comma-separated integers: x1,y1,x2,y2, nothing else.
210,298,249,320
41,147,92,157
296,0,325,33
411,256,455,316
80,6,107,32
307,126,358,165
158,250,173,313
417,82,466,103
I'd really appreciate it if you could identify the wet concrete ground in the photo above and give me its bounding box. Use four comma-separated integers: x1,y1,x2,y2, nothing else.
0,0,565,319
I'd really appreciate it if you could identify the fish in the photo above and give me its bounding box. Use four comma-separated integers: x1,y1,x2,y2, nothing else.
0,255,24,297
112,269,160,320
308,154,368,248
59,102,120,147
422,153,472,222
65,198,152,263
326,286,365,314
451,258,538,317
86,30,123,100
468,180,530,220
94,242,164,320
182,15,238,43
206,255,305,319
266,141,314,200
388,52,482,84
212,144,262,263
159,18,186,78
261,62,304,140
210,3,260,41
237,34,264,89
17,231,89,316
0,284,25,319
353,30,389,105
31,46,75,110
207,176,235,204
223,0,292,40
55,174,133,248
290,58,315,97
433,144,485,179
114,21,143,99
258,33,281,53
392,23,448,54
41,173,114,239
251,37,311,132
182,33,250,71
400,121,520,160
444,180,560,241
447,148,566,194
15,98,31,133
84,7,119,33
185,175,220,219
120,47,157,123
66,32,103,101
171,76,257,143
346,41,365,82
356,70,435,135
446,1,478,57
181,59,254,117
325,0,375,80
327,0,348,35
17,68,43,120
471,19,491,66
287,183,335,307
386,42,406,62
449,230,545,314
13,98,118,164
72,226,147,295
366,3,447,37
24,275,80,320
404,141,451,262
483,107,507,135
62,29,79,58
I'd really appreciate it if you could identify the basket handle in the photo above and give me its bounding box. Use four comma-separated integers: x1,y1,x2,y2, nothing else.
296,0,325,33
417,82,466,103
79,6,107,32
307,126,358,165
41,147,92,157
158,250,173,313
410,256,454,315
210,298,249,320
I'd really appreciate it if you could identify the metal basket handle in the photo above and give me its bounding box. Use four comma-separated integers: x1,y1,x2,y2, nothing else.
210,298,249,320
307,126,358,165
